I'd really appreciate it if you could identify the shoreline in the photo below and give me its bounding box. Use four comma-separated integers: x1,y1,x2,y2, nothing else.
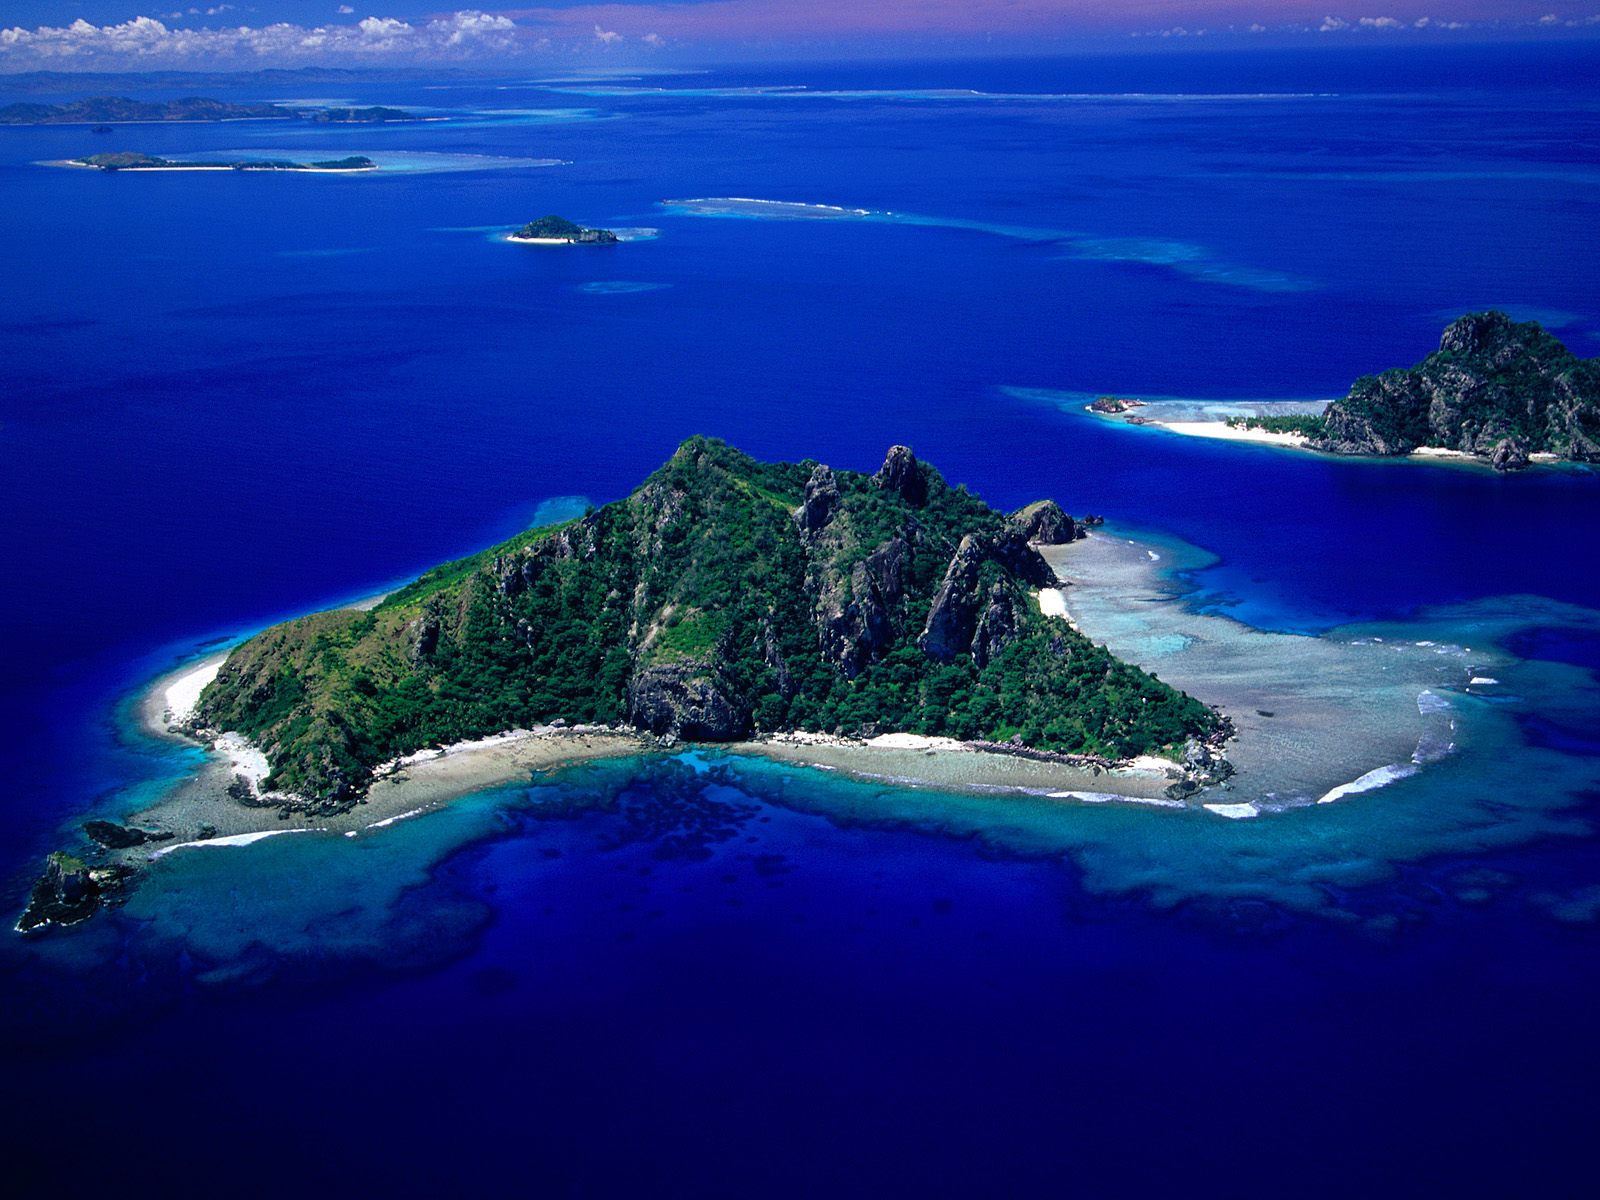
17,516,1505,933
1086,406,1566,468
121,522,1479,840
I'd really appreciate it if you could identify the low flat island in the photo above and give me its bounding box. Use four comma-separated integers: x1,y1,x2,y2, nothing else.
64,152,378,173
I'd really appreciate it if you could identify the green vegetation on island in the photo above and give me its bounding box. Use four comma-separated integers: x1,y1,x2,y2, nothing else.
1,96,419,126
510,215,620,244
193,439,1222,810
1225,414,1329,438
1313,312,1600,469
300,106,417,123
71,152,377,172
0,95,287,124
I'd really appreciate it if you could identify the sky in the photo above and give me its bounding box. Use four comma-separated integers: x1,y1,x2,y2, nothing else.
2,2,1598,70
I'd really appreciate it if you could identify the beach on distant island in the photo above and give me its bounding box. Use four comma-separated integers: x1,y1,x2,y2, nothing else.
1085,402,1566,466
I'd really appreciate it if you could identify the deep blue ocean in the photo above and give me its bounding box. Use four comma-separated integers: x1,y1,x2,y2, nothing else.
3,44,1600,1195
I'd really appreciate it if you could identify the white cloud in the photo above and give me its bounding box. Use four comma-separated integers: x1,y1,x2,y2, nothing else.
593,25,623,45
641,32,666,48
1318,16,1349,33
1538,13,1560,24
1248,23,1267,34
0,11,544,68
431,10,516,48
338,5,354,14
1358,17,1403,29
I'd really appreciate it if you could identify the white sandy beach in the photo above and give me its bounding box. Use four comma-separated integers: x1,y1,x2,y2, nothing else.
1153,421,1311,447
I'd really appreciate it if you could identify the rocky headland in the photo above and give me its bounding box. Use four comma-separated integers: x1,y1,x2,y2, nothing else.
1311,311,1600,469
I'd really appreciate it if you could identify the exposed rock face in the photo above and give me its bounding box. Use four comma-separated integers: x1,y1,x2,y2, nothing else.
971,585,1021,669
816,535,911,677
627,663,751,740
83,821,172,850
408,611,441,663
795,464,840,533
919,535,986,662
920,530,1056,662
1313,312,1600,462
874,445,929,505
1010,499,1077,546
16,853,132,933
1491,437,1530,472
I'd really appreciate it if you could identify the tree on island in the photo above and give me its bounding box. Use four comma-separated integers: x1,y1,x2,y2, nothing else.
511,215,619,244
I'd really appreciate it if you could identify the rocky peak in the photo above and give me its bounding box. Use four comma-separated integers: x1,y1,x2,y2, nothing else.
1009,499,1077,546
795,463,841,533
1439,311,1515,358
873,445,929,506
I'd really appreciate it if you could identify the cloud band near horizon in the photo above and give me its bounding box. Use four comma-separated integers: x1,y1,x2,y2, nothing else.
2,5,1598,70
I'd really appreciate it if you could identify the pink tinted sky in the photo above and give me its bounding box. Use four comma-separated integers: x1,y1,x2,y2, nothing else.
1,2,1597,70
504,0,1598,42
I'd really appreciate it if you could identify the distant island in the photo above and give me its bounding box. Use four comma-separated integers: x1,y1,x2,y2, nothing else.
0,95,419,126
300,106,417,123
1308,312,1599,468
509,215,620,245
0,96,287,124
68,152,377,173
1089,313,1600,470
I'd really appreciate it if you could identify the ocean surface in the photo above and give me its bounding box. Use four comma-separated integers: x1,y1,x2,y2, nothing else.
2,44,1599,1195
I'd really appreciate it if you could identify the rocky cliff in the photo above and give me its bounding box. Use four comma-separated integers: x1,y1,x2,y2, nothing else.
1313,312,1600,468
193,439,1219,811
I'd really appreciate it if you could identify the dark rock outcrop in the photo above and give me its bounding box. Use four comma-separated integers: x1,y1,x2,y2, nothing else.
920,530,1056,662
873,445,929,506
919,535,989,662
816,535,910,677
83,820,172,850
1491,437,1530,472
971,585,1021,669
408,611,441,663
16,853,133,933
795,464,841,533
1009,499,1077,546
627,663,751,740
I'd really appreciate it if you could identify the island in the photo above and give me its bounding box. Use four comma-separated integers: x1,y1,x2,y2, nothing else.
0,96,288,124
300,106,418,123
16,440,1233,931
509,215,620,245
1085,313,1600,470
1308,311,1600,469
1,95,420,126
67,152,377,173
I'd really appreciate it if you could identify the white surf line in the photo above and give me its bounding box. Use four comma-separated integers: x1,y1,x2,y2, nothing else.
152,828,324,857
1315,763,1421,805
365,806,431,830
1203,802,1260,819
1049,791,1185,809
